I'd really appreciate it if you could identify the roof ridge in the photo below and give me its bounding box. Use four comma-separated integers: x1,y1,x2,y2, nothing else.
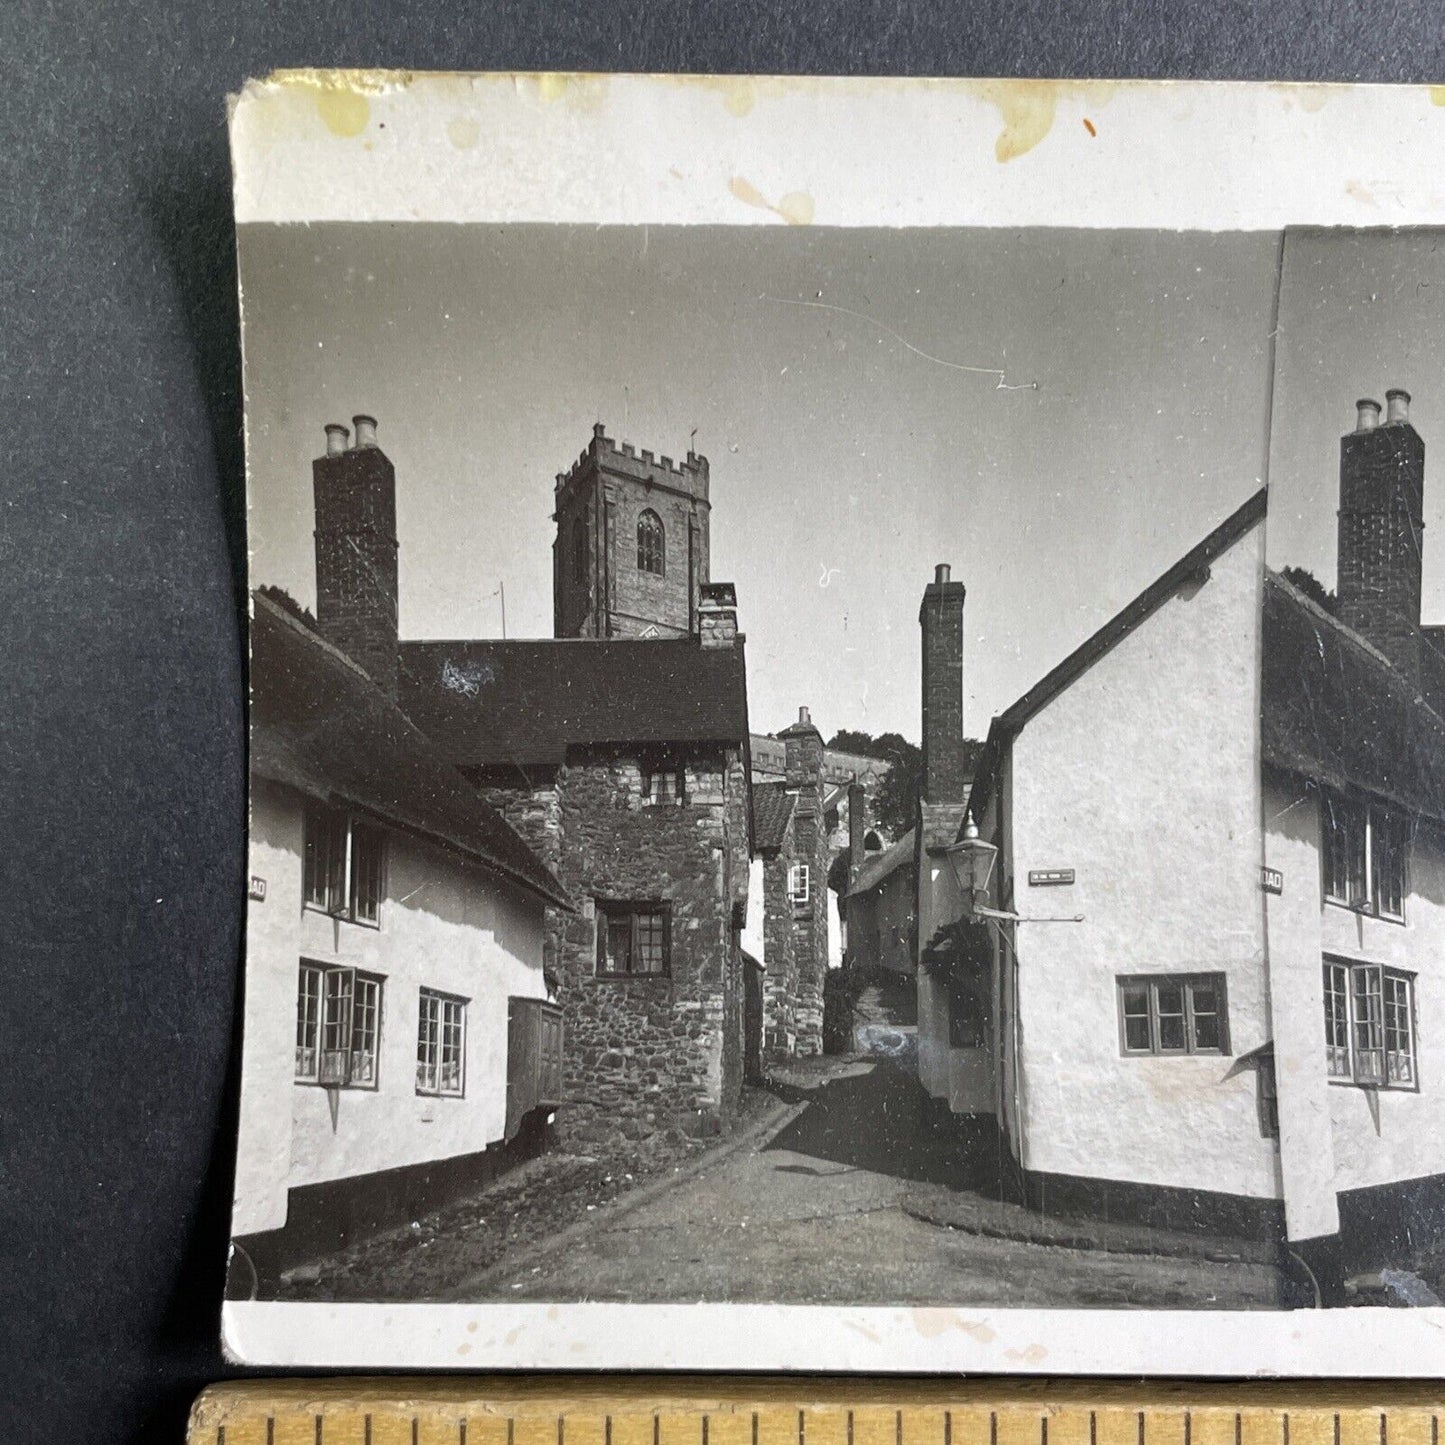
1266,567,1445,731
252,590,377,684
1263,567,1400,672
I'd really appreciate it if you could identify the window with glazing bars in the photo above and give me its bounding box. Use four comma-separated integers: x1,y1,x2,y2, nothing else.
1321,789,1408,920
596,902,670,976
417,988,467,1096
303,802,385,926
295,962,382,1087
643,758,685,805
637,509,665,575
1325,958,1416,1088
1117,974,1230,1055
788,863,811,908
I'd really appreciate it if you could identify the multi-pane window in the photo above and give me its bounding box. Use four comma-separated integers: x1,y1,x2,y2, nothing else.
642,761,686,805
1117,974,1230,1056
295,962,382,1088
1324,960,1351,1078
1325,958,1417,1088
417,989,467,1096
637,509,665,575
304,803,386,926
596,902,670,976
1372,811,1408,920
788,863,811,908
1321,790,1407,920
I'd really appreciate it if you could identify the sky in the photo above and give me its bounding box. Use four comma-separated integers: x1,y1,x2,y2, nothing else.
1267,227,1445,619
240,223,1285,741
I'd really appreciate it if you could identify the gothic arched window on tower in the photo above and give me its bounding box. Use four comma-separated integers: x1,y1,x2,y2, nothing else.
637,509,665,575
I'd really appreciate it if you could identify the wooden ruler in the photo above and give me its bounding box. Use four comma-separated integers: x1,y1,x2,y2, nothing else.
190,1379,1443,1445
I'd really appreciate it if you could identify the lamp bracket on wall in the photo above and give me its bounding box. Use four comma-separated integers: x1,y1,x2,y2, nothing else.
973,904,1084,924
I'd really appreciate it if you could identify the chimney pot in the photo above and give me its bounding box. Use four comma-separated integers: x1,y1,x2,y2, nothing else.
1386,388,1412,425
352,414,378,449
324,423,350,457
935,563,951,585
1356,398,1382,432
799,706,810,725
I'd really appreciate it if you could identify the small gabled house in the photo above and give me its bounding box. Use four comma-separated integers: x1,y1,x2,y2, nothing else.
396,609,755,1148
961,488,1274,1244
924,389,1445,1299
234,592,571,1282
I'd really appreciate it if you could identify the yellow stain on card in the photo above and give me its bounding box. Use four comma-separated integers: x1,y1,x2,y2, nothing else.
447,116,481,150
1271,83,1335,114
533,73,609,110
729,176,814,225
318,88,369,137
267,69,403,139
1431,85,1445,106
968,79,1118,163
910,1309,996,1342
1005,1343,1049,1365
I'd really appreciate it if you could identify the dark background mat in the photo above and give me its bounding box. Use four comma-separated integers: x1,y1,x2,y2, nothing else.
2,4,1444,1442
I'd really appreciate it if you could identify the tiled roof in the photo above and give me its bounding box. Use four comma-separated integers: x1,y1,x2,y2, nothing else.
752,782,796,852
397,638,749,767
849,828,915,896
250,594,571,909
1262,571,1445,819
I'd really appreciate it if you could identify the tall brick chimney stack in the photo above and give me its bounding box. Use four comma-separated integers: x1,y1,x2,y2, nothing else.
1337,389,1425,685
919,562,968,803
847,780,867,890
781,705,827,1055
313,414,400,697
697,580,739,649
782,706,824,804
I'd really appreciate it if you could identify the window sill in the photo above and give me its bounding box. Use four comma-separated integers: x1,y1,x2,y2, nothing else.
1327,1077,1419,1094
1322,898,1407,926
302,903,383,930
294,1078,380,1092
594,971,671,981
1121,1050,1231,1060
415,1089,466,1100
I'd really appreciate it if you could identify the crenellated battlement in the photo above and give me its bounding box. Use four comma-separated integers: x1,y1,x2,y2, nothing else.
555,421,710,502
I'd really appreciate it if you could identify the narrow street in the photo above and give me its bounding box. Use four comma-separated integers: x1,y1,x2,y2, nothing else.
473,1055,1287,1309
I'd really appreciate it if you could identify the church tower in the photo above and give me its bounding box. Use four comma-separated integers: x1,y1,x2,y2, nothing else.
552,423,711,638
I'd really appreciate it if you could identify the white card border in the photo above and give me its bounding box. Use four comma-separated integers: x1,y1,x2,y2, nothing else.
228,71,1445,1374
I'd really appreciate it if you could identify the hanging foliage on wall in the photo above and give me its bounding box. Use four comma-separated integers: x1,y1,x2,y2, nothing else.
919,915,993,994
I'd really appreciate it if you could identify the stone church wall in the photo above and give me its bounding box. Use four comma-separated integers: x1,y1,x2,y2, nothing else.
483,745,746,1147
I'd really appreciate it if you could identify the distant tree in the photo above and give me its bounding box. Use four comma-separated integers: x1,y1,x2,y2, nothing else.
258,584,318,630
827,728,984,837
1280,566,1336,615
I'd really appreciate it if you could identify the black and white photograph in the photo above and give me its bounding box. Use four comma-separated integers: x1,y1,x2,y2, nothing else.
222,75,1445,1371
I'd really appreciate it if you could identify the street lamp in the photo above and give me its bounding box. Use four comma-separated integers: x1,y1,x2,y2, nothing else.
944,816,998,916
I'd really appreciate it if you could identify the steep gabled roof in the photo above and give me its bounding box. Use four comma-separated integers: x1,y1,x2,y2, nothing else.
396,637,750,767
969,488,1268,824
250,594,571,910
1262,571,1445,820
752,781,796,852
